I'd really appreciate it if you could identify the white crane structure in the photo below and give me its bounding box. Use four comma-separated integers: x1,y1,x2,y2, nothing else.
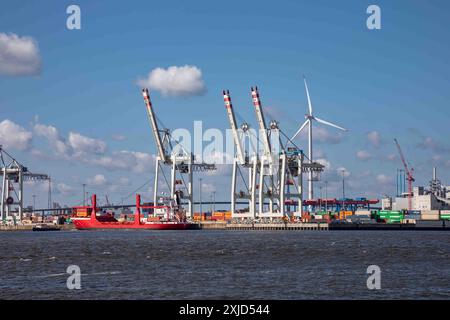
251,86,324,219
224,86,324,220
223,90,257,218
251,86,280,218
0,146,49,224
141,89,215,218
291,77,347,200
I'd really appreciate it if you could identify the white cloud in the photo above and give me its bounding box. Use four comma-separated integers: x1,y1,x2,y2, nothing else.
0,119,32,150
0,33,41,76
112,134,126,141
356,150,371,161
137,65,206,97
367,131,381,147
296,126,343,144
56,183,76,196
376,174,393,185
201,182,216,194
119,177,131,186
336,167,351,178
87,174,107,186
89,151,155,173
386,153,397,161
68,132,107,155
316,158,331,170
33,123,68,156
418,136,450,153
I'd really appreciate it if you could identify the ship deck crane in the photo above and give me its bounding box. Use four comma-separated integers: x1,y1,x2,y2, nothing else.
394,138,414,211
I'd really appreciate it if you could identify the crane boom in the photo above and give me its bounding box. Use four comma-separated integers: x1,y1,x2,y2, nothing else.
251,87,271,157
142,88,167,162
223,90,246,165
394,138,414,210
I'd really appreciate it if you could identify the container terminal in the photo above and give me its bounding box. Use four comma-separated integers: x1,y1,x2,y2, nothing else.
1,84,450,231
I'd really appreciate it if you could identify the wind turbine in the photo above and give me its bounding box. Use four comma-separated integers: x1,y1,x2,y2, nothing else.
291,76,348,200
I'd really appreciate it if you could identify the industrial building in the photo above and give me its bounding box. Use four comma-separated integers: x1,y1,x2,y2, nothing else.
382,167,450,211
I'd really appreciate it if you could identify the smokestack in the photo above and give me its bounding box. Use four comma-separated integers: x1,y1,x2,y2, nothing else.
433,167,437,181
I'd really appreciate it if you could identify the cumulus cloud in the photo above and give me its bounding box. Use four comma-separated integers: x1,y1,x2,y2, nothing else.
137,65,206,97
34,122,107,158
33,123,68,156
87,174,107,186
88,151,155,173
367,131,381,148
0,119,32,150
418,136,450,153
68,132,107,155
356,150,371,161
0,33,41,76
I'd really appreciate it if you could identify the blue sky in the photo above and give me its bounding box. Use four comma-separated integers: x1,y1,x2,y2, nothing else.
1,0,449,208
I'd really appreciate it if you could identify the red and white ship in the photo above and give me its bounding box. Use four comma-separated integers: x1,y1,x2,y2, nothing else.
72,194,195,230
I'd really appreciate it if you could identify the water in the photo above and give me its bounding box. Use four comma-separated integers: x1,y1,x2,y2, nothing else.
0,230,449,299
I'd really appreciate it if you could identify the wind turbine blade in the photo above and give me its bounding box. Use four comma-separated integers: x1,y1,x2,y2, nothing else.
290,119,309,141
303,77,313,116
315,117,347,131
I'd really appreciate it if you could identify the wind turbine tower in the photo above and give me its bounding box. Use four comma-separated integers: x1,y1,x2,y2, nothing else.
291,77,348,200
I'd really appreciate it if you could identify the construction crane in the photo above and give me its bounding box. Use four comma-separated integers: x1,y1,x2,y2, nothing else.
394,138,414,210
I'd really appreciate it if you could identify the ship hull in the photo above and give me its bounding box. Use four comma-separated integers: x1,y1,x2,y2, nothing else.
73,219,195,230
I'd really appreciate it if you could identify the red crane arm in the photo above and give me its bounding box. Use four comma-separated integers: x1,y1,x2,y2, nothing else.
394,138,412,177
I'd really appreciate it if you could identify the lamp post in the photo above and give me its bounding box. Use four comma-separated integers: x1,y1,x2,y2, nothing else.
82,183,86,206
199,178,203,215
325,181,328,213
341,169,346,211
319,185,323,212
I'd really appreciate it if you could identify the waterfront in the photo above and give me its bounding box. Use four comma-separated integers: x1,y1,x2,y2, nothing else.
0,230,449,299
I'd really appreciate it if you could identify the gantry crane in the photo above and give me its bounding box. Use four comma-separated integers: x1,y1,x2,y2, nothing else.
223,90,257,218
223,87,323,220
250,86,278,217
394,138,414,210
0,146,49,223
142,89,215,218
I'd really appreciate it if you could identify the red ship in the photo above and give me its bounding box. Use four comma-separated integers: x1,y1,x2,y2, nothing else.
72,194,196,230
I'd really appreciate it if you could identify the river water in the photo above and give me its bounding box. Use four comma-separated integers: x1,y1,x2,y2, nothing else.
0,230,449,299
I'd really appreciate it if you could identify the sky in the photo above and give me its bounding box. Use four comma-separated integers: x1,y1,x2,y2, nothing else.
1,0,450,209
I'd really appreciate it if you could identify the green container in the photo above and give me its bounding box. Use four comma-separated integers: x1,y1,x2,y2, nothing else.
440,214,450,220
386,219,401,224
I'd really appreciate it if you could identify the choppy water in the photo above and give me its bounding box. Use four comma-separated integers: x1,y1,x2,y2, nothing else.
0,230,449,299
